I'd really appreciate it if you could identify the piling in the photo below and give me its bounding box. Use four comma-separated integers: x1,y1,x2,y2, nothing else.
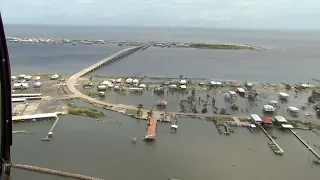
290,129,320,160
258,124,284,155
13,164,104,180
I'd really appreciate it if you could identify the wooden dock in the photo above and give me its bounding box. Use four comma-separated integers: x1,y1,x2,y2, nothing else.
41,115,60,141
258,124,284,155
290,129,320,160
145,117,157,141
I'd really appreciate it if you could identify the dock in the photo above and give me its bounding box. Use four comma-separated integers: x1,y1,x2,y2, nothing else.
41,115,60,141
145,117,157,141
258,124,284,155
290,129,320,160
12,93,42,98
13,113,58,123
13,164,104,180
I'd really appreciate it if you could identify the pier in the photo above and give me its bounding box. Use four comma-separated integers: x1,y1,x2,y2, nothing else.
41,116,60,141
258,124,284,155
13,164,104,180
145,117,157,141
290,129,320,160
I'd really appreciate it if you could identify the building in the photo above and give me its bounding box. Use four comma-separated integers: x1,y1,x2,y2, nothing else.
263,105,276,113
274,116,288,124
250,114,263,124
279,92,289,100
262,116,273,127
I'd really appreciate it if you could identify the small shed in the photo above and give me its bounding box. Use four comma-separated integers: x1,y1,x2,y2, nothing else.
281,124,294,129
279,92,289,100
25,75,32,81
51,74,59,80
97,85,107,91
139,84,146,88
268,100,278,107
34,82,42,88
125,78,133,84
250,114,263,124
116,78,122,83
287,106,300,114
11,76,17,81
179,79,187,85
13,83,29,89
132,79,139,84
262,116,273,125
34,76,41,81
263,105,276,112
169,84,177,89
237,88,246,95
180,85,187,89
274,116,288,124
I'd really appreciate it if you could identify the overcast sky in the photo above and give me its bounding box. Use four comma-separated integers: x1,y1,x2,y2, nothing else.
1,0,320,29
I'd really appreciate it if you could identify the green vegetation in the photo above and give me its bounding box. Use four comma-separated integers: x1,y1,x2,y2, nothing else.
191,43,257,50
147,110,153,117
68,106,105,118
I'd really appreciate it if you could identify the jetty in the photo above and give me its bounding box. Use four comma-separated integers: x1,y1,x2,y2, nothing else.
258,124,284,155
41,115,60,141
290,130,320,160
145,117,157,141
13,164,104,180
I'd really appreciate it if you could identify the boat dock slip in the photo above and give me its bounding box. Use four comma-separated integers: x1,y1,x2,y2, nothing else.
258,124,284,155
145,117,157,141
13,164,104,180
13,113,58,123
290,129,320,160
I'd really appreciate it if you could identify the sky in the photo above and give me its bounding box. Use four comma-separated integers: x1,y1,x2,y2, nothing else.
1,0,320,29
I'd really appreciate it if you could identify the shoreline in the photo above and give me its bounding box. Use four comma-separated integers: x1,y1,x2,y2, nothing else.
6,36,265,51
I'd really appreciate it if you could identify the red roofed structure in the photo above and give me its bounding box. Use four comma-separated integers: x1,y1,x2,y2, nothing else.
262,116,273,125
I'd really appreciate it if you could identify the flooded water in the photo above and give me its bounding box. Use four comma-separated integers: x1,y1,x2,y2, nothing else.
12,102,320,180
91,47,320,84
7,25,320,179
82,85,318,119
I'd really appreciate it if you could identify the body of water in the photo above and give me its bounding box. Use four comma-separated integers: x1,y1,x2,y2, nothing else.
6,25,320,83
6,25,320,179
11,103,320,180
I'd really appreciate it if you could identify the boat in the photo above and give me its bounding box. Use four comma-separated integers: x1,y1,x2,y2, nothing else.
170,120,178,132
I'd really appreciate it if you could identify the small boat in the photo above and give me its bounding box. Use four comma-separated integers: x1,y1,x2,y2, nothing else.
170,120,178,132
132,138,137,143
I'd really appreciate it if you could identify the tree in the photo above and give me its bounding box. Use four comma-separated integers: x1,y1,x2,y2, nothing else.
137,104,143,109
191,88,195,97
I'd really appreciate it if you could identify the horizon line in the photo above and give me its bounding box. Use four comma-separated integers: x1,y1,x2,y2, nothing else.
4,23,320,32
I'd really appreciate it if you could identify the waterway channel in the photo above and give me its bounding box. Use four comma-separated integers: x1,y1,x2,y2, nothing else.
12,101,320,180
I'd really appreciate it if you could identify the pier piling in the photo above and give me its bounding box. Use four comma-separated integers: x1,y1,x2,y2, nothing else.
259,124,284,155
290,129,320,160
